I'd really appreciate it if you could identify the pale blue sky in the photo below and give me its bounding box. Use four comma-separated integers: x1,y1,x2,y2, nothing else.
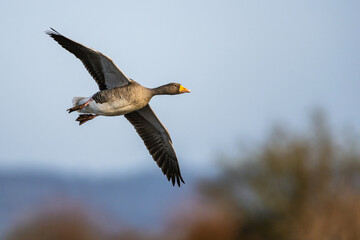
0,0,359,176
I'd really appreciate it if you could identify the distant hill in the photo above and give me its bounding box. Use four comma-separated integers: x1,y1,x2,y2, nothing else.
0,169,198,237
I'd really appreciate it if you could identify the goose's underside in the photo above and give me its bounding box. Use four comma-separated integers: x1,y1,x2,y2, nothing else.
72,97,143,116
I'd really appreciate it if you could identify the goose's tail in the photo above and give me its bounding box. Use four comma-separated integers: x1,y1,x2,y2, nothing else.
67,97,89,113
72,97,88,107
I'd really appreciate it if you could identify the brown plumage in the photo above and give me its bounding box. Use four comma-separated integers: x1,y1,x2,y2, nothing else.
46,28,190,186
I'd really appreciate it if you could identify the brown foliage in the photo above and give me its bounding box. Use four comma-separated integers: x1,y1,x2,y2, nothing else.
192,112,360,240
5,209,153,240
5,210,101,240
167,201,238,240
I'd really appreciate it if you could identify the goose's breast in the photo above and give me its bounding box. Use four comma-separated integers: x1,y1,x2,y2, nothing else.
91,97,149,116
82,85,152,116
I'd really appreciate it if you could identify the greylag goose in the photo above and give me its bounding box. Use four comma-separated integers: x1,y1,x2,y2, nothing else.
46,28,190,187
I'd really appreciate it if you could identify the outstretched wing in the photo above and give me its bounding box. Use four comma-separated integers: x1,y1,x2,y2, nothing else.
46,28,130,90
125,105,185,187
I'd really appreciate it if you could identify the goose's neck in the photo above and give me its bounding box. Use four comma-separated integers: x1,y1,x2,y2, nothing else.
151,85,169,96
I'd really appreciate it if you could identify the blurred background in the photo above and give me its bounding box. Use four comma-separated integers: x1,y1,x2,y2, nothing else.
0,1,359,239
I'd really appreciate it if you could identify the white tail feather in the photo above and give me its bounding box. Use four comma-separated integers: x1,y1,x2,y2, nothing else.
72,97,88,107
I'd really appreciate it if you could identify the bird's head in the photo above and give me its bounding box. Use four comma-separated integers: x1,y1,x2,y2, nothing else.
166,83,191,95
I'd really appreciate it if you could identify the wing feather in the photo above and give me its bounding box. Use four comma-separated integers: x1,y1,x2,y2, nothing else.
125,105,184,186
46,28,130,90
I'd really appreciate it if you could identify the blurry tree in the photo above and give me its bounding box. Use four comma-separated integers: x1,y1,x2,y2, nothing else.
4,209,155,240
169,112,360,240
167,201,238,240
5,210,101,240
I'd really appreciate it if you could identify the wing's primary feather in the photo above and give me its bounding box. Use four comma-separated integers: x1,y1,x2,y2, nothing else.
125,105,185,186
46,28,130,90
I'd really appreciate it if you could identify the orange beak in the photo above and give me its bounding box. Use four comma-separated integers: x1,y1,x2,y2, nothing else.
179,85,191,93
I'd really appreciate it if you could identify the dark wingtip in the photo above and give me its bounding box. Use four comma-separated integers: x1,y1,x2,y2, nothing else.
169,173,185,187
178,174,185,187
180,173,185,183
171,176,175,186
178,175,185,186
176,177,181,187
45,28,61,37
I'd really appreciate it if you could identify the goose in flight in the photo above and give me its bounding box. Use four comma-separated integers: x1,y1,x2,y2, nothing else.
46,28,190,187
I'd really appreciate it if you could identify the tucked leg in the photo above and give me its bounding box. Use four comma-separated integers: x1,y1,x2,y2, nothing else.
76,114,98,125
67,99,92,113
